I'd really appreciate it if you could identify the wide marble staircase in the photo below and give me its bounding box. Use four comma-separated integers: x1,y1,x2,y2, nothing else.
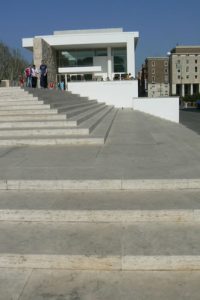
0,187,200,299
1,88,200,298
0,87,117,146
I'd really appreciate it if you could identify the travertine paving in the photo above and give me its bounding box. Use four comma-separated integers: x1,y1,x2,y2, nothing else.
0,87,200,299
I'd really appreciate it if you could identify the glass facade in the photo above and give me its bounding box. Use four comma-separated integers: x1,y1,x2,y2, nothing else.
112,48,127,73
57,47,127,73
57,48,107,68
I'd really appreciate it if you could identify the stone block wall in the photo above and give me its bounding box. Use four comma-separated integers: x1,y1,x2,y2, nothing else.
33,38,57,84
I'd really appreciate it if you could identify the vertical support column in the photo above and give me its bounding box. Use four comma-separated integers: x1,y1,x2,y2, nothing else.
127,38,135,78
65,74,68,90
172,84,176,95
33,37,57,84
33,38,43,70
181,84,185,97
107,46,112,80
190,84,193,95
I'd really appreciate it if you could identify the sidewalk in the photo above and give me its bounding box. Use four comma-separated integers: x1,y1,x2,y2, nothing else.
0,109,200,181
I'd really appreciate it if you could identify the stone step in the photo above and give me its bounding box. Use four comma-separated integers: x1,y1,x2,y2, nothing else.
74,105,114,127
0,93,37,98
58,102,105,116
83,106,115,134
0,91,27,95
37,95,90,103
0,88,116,146
49,100,97,109
0,93,36,98
1,179,199,190
66,104,107,123
0,189,199,223
0,189,200,272
0,114,67,121
0,127,89,137
0,91,29,95
2,269,199,300
0,209,199,222
0,221,200,270
0,96,38,101
0,189,199,211
0,87,21,90
0,104,50,110
0,120,77,129
26,89,89,102
0,108,115,145
0,109,116,145
0,136,104,146
90,107,117,139
0,99,42,105
0,109,58,115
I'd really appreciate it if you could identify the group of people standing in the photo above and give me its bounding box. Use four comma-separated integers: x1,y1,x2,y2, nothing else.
23,60,48,88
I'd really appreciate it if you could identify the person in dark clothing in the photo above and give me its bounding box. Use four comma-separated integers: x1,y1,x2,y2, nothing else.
40,60,48,88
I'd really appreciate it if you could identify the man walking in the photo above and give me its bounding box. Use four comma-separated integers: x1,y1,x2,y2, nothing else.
40,60,48,88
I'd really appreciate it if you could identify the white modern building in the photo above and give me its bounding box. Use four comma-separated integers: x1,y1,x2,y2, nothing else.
22,28,179,123
22,28,139,107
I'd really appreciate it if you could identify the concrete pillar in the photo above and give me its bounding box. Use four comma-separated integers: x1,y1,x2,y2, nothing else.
107,47,112,80
33,38,57,84
127,38,135,78
190,84,193,95
181,84,185,97
172,84,176,95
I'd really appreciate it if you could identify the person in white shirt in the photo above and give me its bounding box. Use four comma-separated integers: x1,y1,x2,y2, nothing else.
31,64,39,88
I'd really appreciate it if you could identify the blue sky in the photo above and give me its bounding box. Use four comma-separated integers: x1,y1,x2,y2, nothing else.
0,0,200,71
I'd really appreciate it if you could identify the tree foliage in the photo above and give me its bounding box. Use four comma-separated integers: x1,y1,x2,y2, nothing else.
181,93,200,102
0,41,29,81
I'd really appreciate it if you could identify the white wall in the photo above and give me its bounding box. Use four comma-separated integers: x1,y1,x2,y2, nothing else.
93,56,107,72
93,56,108,80
67,82,179,123
133,97,179,123
67,81,138,108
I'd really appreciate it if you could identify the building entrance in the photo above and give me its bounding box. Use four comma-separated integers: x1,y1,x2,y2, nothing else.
56,74,67,90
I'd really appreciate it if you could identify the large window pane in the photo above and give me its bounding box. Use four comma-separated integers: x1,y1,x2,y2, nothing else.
57,49,94,67
95,49,107,56
112,47,127,73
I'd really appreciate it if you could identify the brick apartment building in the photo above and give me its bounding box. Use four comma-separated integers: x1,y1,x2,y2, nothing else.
139,57,169,97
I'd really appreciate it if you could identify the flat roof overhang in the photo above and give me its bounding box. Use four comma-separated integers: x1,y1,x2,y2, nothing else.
22,32,139,51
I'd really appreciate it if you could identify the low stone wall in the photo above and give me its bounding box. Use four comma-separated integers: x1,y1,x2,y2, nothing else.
0,80,12,87
67,80,138,108
133,97,179,123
